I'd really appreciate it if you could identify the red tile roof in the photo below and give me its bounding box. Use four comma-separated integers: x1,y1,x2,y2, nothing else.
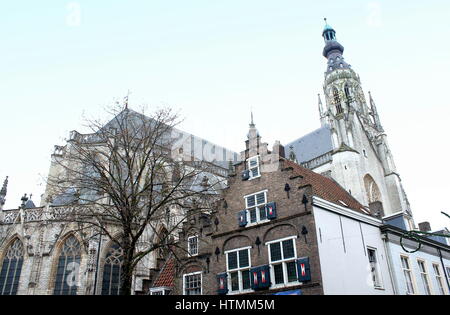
152,256,175,288
283,159,367,214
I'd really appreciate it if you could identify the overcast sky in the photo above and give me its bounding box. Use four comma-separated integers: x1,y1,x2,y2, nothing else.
1,1,449,230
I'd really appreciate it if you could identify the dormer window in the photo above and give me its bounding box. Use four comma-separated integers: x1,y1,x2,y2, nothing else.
247,156,260,179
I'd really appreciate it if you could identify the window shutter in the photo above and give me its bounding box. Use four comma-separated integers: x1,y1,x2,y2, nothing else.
259,265,271,289
250,267,260,290
241,170,250,181
238,210,248,227
217,273,228,295
250,266,271,290
296,257,311,283
266,202,277,220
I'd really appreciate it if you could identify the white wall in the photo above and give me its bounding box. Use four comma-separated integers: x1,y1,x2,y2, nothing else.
313,202,394,295
385,235,450,295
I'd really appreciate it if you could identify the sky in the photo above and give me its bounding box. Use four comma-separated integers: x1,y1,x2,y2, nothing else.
1,1,449,230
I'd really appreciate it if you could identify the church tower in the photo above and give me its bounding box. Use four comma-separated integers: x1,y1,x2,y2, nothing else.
320,19,411,218
287,20,412,219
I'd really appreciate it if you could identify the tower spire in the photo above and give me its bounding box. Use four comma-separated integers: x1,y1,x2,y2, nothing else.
318,94,324,115
322,19,350,73
124,90,131,110
318,94,328,126
250,110,255,128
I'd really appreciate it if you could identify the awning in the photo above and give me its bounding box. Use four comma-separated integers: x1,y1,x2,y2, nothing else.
274,289,302,295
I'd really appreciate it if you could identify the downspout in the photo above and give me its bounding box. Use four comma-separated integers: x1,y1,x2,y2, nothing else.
438,248,450,292
382,233,398,295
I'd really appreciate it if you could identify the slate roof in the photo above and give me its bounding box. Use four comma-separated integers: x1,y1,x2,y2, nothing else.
285,126,333,163
283,159,367,213
152,256,175,288
103,109,239,170
24,199,36,209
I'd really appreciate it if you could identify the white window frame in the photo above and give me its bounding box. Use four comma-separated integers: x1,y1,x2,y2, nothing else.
432,263,447,295
247,156,261,180
150,287,171,295
225,246,253,294
183,271,202,296
417,260,433,295
367,247,383,289
266,236,299,288
188,235,199,257
244,190,269,226
400,255,417,295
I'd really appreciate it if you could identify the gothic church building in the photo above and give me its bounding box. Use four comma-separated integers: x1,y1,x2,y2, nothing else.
286,20,412,223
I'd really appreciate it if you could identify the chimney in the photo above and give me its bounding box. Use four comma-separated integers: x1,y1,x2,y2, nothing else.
272,141,285,159
418,222,432,233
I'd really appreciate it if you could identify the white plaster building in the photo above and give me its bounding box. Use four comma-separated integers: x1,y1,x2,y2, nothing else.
313,196,394,295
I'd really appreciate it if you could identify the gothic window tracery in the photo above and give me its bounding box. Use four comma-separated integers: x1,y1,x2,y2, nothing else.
0,238,24,295
364,175,384,217
344,84,351,100
333,88,343,114
53,235,81,295
101,243,124,295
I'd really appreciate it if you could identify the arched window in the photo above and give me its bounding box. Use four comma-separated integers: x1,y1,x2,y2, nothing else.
101,243,124,296
0,239,24,295
333,88,343,114
53,235,81,295
363,175,384,217
344,84,351,100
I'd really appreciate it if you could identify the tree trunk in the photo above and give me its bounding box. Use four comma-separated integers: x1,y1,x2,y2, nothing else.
120,241,135,296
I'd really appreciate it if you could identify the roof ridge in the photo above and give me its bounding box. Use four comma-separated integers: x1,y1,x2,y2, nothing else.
282,158,367,213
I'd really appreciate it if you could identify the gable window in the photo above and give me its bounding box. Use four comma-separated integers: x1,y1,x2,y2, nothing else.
0,239,24,295
247,156,260,179
245,191,268,225
183,272,202,295
400,256,416,295
267,237,298,287
417,260,432,295
188,236,198,257
432,264,446,295
225,247,252,294
367,248,382,289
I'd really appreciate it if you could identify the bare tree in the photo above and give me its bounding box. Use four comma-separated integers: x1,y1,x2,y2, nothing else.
45,105,225,295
